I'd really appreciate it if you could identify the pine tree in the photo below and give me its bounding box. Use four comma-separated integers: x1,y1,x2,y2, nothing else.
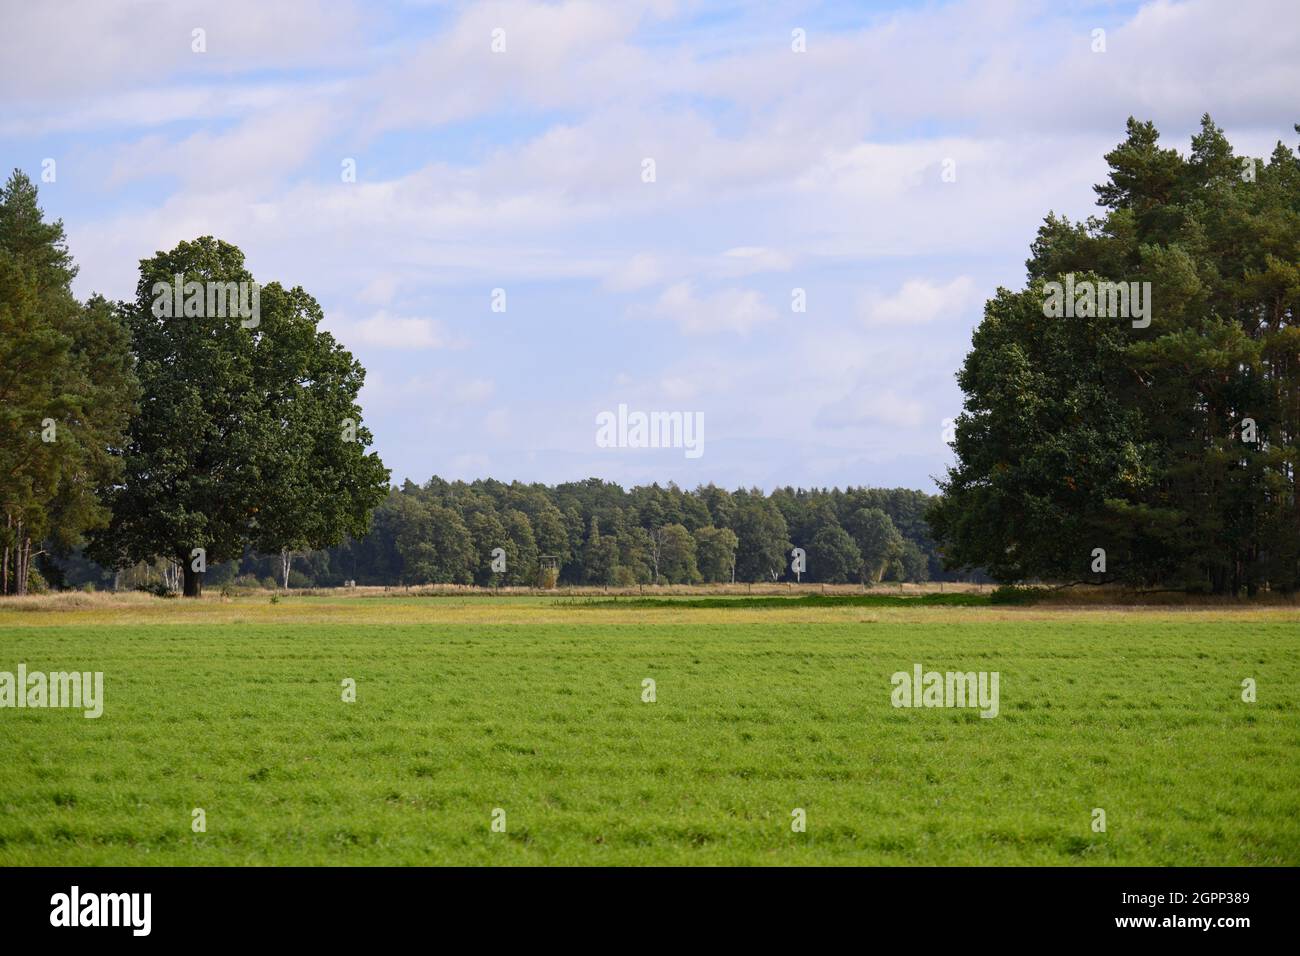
0,170,136,594
931,118,1300,593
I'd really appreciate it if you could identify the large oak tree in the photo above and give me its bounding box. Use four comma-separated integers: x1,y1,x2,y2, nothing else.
88,237,389,595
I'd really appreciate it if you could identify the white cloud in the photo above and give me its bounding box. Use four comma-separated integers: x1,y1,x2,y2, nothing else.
659,376,700,401
343,312,454,350
25,0,1300,493
718,246,793,276
604,254,665,292
630,282,779,335
358,274,400,306
815,387,927,430
0,0,365,106
863,276,977,326
105,103,335,189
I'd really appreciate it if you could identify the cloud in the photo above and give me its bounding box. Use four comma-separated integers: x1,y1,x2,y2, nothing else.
22,0,1300,494
339,312,455,350
105,103,335,189
659,376,700,401
358,274,400,306
604,254,665,292
717,246,793,277
863,276,977,325
630,282,779,335
815,386,927,430
0,0,365,107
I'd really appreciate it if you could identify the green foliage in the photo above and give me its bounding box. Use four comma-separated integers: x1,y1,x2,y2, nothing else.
299,479,958,587
693,525,739,583
808,524,861,583
898,540,931,582
932,117,1300,593
846,508,903,583
0,170,136,595
988,585,1045,605
86,237,388,595
654,523,700,584
732,492,792,582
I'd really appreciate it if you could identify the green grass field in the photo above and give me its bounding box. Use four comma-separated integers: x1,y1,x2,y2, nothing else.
0,595,1296,865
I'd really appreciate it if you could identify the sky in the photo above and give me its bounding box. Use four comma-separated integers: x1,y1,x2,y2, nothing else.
3,0,1298,493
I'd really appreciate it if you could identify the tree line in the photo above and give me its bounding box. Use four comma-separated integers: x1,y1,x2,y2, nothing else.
47,479,962,590
324,478,950,587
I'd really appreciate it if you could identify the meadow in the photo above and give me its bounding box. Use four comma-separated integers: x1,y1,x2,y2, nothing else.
0,593,1296,865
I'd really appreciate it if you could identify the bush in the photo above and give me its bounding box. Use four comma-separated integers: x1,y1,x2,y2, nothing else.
989,585,1043,605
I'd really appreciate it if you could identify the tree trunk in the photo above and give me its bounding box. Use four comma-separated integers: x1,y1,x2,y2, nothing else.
182,562,203,597
281,549,292,589
15,526,28,596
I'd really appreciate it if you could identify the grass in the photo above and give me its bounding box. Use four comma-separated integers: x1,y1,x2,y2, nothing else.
0,594,1296,865
565,592,994,609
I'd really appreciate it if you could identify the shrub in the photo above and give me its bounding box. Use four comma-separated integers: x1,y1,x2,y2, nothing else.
989,585,1043,605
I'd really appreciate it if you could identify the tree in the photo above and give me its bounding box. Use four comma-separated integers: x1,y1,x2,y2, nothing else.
656,523,700,584
530,503,570,569
581,518,618,585
732,493,791,582
501,508,539,586
899,540,931,582
645,525,667,584
616,524,652,584
87,238,388,596
293,480,951,589
394,498,475,584
809,524,861,583
697,483,736,528
468,509,509,586
693,525,738,582
848,508,902,583
931,117,1300,593
0,171,136,595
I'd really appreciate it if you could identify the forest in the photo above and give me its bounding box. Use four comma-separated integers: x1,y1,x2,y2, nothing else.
45,479,955,591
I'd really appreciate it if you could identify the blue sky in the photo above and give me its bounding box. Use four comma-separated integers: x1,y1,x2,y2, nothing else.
3,0,1297,492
